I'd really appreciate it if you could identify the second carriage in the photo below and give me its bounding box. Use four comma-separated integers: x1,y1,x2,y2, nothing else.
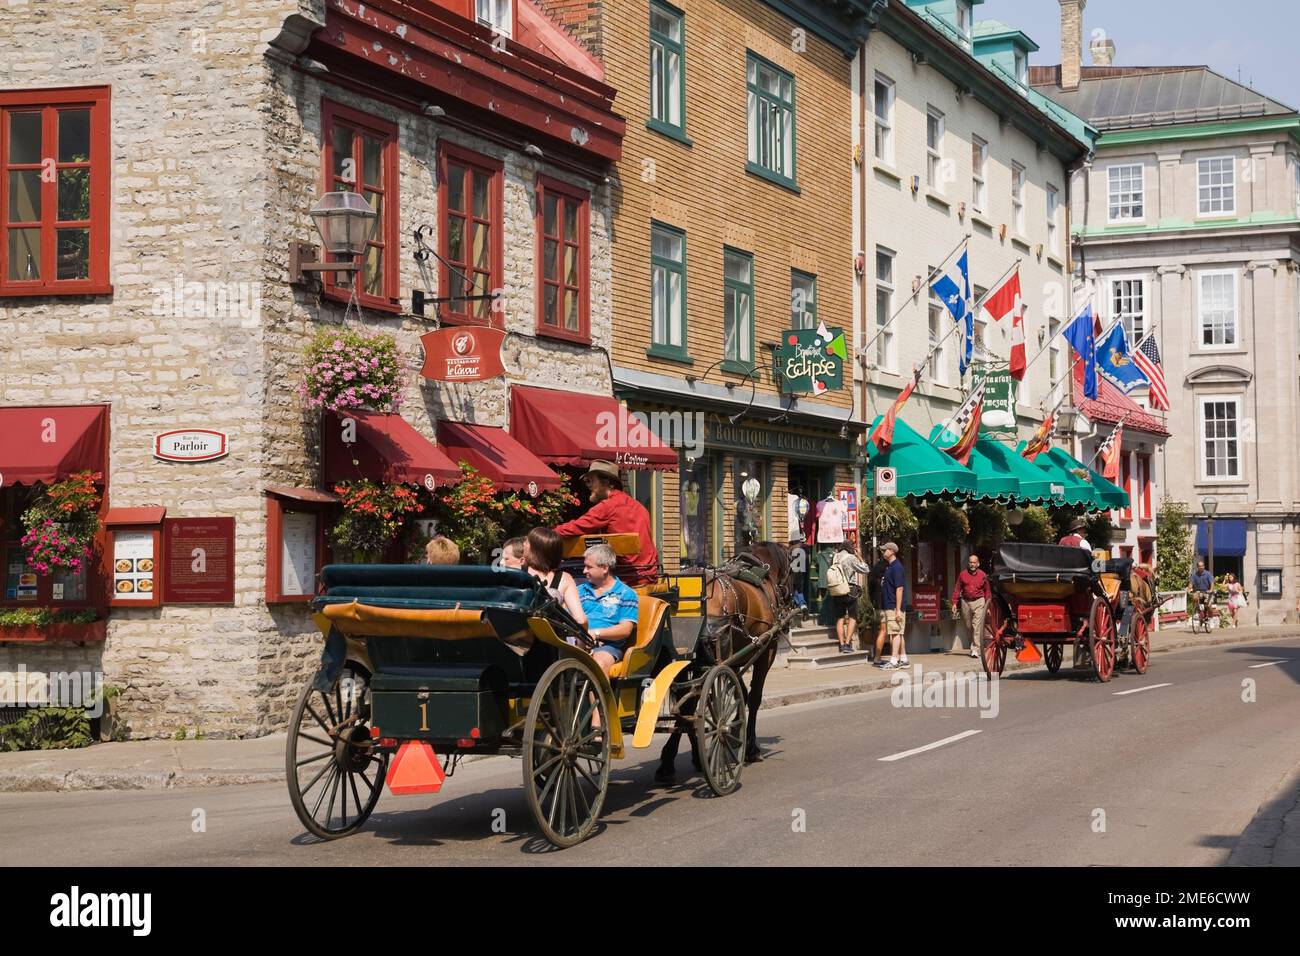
979,543,1155,682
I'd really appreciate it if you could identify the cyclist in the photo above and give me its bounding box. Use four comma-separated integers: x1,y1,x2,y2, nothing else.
1189,558,1214,625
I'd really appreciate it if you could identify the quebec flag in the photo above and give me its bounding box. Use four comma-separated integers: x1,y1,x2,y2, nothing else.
931,251,973,375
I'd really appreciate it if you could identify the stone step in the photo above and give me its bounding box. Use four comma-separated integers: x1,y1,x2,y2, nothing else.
789,639,841,655
785,650,874,670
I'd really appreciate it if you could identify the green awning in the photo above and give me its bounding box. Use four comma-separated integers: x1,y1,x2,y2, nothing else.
927,426,1018,502
1047,448,1130,510
972,437,1065,505
865,417,978,499
1014,443,1105,511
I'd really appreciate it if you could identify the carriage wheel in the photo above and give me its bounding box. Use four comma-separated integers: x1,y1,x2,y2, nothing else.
981,600,1007,677
1089,598,1116,683
1044,643,1064,674
1131,613,1151,674
523,659,611,849
286,666,387,840
698,665,747,797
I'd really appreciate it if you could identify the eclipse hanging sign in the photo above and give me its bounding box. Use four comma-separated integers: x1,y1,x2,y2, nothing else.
155,429,229,463
419,326,507,382
776,323,846,395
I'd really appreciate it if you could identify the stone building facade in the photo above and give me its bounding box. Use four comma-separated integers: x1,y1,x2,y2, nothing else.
0,0,625,736
1034,0,1300,623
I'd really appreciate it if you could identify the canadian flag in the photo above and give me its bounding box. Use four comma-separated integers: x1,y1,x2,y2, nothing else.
982,269,1026,380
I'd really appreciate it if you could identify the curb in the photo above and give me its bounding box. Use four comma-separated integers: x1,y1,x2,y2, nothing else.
0,628,1286,793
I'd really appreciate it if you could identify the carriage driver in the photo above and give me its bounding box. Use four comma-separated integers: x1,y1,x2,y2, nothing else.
554,460,660,586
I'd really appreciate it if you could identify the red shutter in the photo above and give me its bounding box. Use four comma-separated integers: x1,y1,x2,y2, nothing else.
1119,455,1132,521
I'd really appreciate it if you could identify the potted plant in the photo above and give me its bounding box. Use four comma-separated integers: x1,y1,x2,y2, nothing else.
20,470,102,580
329,480,424,562
299,328,405,414
0,608,105,643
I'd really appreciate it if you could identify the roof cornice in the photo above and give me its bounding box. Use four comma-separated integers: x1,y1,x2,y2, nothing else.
760,0,886,58
1095,114,1300,148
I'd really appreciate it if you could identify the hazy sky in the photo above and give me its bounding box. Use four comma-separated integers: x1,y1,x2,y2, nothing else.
990,0,1300,109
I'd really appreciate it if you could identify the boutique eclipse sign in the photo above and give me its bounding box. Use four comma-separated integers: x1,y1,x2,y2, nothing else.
154,429,229,463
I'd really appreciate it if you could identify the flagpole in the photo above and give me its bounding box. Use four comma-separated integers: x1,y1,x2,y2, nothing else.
1018,293,1095,379
1084,410,1132,470
920,258,1022,374
857,235,969,359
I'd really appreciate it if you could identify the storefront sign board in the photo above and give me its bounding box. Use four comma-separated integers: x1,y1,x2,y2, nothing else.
163,517,235,604
419,326,507,382
974,364,1017,438
703,420,855,463
155,429,228,462
776,325,846,395
913,585,941,623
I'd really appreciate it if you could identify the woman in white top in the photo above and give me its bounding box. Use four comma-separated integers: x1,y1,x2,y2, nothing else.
1225,573,1246,627
523,526,587,626
831,542,871,654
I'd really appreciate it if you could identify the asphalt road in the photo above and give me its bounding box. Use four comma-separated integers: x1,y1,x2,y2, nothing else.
5,636,1299,866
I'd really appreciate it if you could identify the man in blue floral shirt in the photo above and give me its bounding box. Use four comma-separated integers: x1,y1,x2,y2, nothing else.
577,544,639,676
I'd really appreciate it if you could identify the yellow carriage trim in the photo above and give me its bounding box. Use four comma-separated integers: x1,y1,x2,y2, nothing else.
320,601,498,639
527,616,624,760
632,660,689,749
560,532,641,559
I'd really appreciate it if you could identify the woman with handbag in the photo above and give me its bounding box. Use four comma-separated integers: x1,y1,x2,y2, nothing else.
828,541,871,654
1225,573,1247,627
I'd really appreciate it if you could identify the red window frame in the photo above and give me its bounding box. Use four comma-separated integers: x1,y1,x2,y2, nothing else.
320,100,400,312
534,174,590,344
0,86,111,297
437,142,504,327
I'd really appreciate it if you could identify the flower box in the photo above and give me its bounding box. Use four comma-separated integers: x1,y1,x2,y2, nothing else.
0,619,107,644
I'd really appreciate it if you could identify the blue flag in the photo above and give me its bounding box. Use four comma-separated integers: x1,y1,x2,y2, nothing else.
1063,306,1098,400
931,251,973,375
1096,321,1150,395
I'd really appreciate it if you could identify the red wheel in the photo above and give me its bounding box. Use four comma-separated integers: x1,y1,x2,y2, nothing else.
982,599,1008,677
1089,598,1116,683
1131,613,1150,674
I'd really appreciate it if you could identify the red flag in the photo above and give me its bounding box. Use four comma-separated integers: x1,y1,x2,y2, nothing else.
939,383,984,466
982,269,1021,323
1022,414,1054,461
1100,421,1124,482
869,367,922,452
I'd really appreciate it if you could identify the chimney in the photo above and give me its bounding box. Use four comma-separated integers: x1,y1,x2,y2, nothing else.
1058,0,1087,90
1090,34,1116,67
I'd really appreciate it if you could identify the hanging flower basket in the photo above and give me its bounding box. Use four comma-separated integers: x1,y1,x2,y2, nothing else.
299,328,405,414
20,471,102,574
328,480,423,561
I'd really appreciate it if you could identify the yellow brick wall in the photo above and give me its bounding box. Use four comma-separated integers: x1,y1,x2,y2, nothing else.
601,0,855,410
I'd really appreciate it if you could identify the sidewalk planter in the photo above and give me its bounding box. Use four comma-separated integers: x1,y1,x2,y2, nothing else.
0,620,108,644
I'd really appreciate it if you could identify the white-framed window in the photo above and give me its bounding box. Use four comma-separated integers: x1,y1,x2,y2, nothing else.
926,107,944,191
1109,275,1147,343
875,247,896,372
1048,315,1062,402
927,264,948,385
1200,395,1242,480
1198,269,1238,348
954,0,972,43
1293,154,1300,218
476,0,512,37
1107,163,1144,222
1046,184,1060,253
1011,162,1026,235
972,285,988,359
873,74,895,165
1197,156,1236,216
1014,49,1028,87
971,136,987,212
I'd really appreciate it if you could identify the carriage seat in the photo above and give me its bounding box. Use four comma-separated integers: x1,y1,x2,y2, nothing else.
993,543,1093,585
607,594,669,680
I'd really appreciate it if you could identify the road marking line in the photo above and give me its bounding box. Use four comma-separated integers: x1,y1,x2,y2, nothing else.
878,730,981,762
1113,683,1172,696
1248,661,1286,669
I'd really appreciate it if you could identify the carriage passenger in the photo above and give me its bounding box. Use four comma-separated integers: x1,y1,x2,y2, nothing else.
523,527,587,627
577,544,639,677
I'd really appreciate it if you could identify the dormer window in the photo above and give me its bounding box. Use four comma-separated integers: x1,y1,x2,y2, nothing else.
477,0,513,38
955,1,972,42
1014,49,1028,86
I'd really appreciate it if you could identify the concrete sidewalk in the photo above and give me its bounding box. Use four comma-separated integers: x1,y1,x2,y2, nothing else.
1,624,1293,793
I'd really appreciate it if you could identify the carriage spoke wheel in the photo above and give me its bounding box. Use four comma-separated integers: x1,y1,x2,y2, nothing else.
1131,613,1151,674
523,659,611,849
286,666,387,840
698,665,747,797
1089,599,1116,683
981,601,1007,677
1044,643,1064,674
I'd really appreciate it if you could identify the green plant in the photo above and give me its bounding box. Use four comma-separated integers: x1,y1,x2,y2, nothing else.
20,470,103,574
173,727,189,741
299,327,404,413
912,500,967,541
0,607,100,628
1008,505,1054,543
0,707,93,751
967,502,1010,550
330,479,424,560
1155,497,1193,592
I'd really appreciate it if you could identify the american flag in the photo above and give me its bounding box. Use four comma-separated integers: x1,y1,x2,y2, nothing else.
1134,335,1168,410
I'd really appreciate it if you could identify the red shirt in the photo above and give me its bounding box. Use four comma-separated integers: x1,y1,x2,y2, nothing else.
952,568,991,604
554,489,659,585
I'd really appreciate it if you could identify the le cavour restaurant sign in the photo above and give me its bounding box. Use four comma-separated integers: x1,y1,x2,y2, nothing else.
776,324,846,395
154,429,228,462
975,364,1017,439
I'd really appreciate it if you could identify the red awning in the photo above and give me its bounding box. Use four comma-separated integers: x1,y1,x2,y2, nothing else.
104,507,166,526
437,422,563,492
0,405,108,487
322,412,461,489
1072,363,1170,436
509,385,678,471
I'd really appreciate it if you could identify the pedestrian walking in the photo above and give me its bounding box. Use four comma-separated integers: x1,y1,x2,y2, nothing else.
1225,573,1246,627
828,541,870,653
875,542,908,670
952,552,992,658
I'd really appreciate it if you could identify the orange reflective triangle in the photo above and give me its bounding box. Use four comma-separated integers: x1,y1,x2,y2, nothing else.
1016,639,1042,663
385,741,446,795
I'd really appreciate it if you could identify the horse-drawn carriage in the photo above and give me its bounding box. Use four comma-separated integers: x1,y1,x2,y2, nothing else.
980,543,1155,682
285,536,796,848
